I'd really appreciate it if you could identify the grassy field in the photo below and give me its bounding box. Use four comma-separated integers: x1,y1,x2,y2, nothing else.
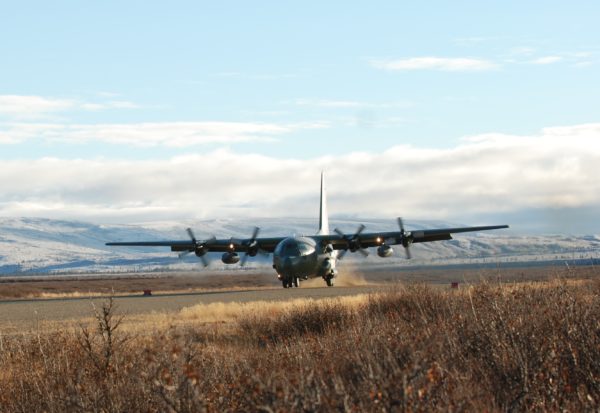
0,272,598,411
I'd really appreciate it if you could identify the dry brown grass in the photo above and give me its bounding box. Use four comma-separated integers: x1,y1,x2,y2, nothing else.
0,276,598,412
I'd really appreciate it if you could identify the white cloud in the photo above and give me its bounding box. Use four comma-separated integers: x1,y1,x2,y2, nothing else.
0,121,324,147
293,99,413,109
371,51,592,73
0,95,140,119
212,71,299,80
0,95,75,118
295,99,363,108
1,123,599,224
371,57,498,72
530,56,563,65
81,100,140,111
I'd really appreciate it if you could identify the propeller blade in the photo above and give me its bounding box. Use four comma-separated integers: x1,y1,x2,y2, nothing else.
355,224,366,237
186,228,197,243
334,224,368,258
240,226,262,266
240,253,249,267
397,217,412,259
184,229,213,266
397,218,405,233
178,250,193,259
199,254,209,267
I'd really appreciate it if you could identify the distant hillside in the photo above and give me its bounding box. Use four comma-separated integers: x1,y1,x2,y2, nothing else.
0,217,598,275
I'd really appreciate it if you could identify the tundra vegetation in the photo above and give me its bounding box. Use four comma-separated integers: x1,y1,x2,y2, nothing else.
0,277,598,412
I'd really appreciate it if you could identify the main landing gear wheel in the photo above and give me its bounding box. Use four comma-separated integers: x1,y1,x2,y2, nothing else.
293,277,300,288
326,277,334,287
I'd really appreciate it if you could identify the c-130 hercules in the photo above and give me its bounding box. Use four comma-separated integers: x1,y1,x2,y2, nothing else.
106,173,508,288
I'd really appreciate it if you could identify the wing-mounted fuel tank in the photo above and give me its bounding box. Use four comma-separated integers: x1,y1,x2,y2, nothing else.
222,252,240,264
377,244,394,258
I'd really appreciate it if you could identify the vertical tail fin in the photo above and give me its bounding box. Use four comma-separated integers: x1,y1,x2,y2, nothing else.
318,171,329,235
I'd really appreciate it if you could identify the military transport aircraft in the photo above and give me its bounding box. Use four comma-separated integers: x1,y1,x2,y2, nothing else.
106,173,508,288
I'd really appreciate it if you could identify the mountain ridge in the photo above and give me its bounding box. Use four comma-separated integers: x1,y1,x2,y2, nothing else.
0,217,598,275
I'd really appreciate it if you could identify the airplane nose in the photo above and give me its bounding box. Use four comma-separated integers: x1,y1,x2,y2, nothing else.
282,256,300,269
277,255,300,273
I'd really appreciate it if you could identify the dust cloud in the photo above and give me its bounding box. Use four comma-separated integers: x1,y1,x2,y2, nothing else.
301,264,370,287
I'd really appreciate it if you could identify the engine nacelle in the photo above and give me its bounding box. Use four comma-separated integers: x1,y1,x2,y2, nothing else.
221,252,240,264
377,244,393,258
321,257,332,271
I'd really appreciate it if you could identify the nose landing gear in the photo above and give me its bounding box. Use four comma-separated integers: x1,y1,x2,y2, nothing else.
281,276,301,288
323,269,337,287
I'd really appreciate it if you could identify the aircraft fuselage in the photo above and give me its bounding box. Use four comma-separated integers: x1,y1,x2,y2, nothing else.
272,236,336,286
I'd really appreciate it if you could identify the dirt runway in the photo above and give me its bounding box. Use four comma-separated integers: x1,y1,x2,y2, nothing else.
0,285,385,329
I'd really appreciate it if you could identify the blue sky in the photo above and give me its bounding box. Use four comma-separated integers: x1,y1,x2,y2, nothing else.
1,1,599,232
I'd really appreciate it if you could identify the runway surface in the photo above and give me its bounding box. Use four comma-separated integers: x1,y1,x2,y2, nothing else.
0,285,386,326
2,264,592,330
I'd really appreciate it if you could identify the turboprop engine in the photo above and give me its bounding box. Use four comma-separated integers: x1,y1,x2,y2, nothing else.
377,244,394,258
222,252,240,264
320,257,333,272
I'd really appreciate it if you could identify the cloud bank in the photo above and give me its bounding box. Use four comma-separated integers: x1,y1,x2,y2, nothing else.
0,95,139,119
0,121,325,147
0,123,599,231
371,51,594,72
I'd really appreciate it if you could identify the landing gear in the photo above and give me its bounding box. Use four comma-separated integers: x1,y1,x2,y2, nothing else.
282,277,300,288
323,269,337,287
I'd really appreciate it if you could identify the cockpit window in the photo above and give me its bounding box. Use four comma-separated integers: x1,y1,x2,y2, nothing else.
274,239,300,256
283,241,300,256
298,242,315,256
275,238,315,257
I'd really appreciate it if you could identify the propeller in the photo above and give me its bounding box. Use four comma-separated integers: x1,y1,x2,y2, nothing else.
177,228,197,259
334,224,369,259
398,217,412,259
178,228,213,267
240,226,262,267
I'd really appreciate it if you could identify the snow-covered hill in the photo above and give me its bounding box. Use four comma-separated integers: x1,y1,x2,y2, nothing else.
0,217,599,275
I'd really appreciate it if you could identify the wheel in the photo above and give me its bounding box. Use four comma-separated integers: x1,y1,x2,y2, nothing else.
282,279,289,288
326,277,334,287
293,277,300,288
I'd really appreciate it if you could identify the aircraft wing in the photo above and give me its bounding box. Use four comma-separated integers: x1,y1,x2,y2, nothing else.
318,224,509,250
106,224,508,255
106,236,285,253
